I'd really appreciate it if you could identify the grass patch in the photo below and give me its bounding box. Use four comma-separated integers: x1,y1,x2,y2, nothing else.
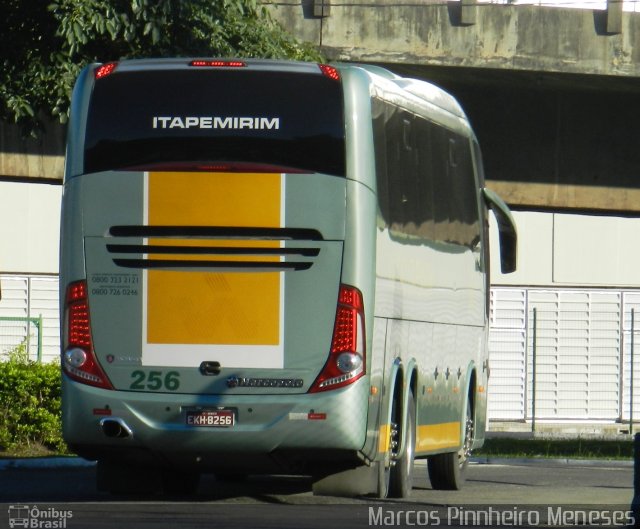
0,442,61,459
477,438,633,460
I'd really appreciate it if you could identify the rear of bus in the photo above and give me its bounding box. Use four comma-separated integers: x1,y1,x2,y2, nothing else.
60,59,373,478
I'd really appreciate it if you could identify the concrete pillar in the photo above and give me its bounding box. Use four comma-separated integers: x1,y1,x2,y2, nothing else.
313,0,330,18
606,0,623,34
460,0,477,26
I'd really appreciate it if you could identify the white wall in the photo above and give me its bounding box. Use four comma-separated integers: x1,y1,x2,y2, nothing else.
3,183,639,288
0,181,61,274
490,210,640,288
2,186,638,290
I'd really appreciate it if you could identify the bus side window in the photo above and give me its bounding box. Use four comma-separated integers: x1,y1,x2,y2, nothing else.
448,134,480,248
373,97,483,251
372,98,391,227
431,125,450,243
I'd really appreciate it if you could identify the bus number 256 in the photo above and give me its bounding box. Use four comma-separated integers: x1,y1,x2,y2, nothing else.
130,370,180,391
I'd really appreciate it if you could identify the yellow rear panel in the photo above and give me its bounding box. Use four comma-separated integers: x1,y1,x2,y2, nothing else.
142,172,284,368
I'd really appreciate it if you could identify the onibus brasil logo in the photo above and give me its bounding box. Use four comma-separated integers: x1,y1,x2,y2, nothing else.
8,506,72,528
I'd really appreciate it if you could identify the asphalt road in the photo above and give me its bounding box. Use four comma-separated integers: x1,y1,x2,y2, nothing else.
0,460,635,528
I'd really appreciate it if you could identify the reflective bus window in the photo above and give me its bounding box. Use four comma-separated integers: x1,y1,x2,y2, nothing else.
84,70,345,176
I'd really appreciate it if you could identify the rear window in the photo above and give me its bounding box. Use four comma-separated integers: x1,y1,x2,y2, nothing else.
83,68,345,176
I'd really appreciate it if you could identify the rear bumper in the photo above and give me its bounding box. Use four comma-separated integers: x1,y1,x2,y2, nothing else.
62,374,369,473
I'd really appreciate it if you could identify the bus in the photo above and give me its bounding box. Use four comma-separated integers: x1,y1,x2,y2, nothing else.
60,58,517,497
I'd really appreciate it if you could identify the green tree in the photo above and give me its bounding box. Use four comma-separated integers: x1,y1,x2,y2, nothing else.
1,0,321,131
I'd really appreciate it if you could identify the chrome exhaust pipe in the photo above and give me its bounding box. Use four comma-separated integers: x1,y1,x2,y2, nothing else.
100,417,133,439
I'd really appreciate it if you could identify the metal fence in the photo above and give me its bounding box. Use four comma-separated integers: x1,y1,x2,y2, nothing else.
0,276,59,363
0,315,43,362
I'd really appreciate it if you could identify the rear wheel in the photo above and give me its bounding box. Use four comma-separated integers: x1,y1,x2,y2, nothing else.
427,394,474,491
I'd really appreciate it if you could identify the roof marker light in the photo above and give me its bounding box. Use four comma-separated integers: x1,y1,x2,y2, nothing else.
95,62,118,79
319,64,340,81
190,60,247,68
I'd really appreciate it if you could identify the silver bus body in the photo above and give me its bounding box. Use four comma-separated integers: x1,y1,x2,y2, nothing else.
60,59,516,496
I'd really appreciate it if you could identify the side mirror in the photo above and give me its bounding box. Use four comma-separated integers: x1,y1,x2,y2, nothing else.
483,188,517,274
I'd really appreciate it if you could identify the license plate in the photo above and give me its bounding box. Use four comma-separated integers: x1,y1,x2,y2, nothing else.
186,409,235,427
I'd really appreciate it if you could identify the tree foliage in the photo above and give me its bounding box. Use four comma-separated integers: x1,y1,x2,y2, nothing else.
1,0,321,131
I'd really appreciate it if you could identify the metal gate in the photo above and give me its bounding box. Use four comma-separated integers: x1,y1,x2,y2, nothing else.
527,290,620,421
621,292,640,422
0,275,59,363
488,288,527,419
489,287,640,423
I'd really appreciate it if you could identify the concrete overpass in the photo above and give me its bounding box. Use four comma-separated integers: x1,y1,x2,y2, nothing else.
267,1,640,213
3,2,640,213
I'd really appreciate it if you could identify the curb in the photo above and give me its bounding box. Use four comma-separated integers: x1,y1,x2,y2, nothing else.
0,457,96,470
471,456,633,468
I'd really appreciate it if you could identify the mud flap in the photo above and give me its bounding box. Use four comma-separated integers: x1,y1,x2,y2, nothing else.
312,463,380,497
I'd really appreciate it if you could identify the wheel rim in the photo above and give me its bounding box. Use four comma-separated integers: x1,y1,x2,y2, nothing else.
403,414,414,475
458,404,474,468
388,397,415,497
390,420,399,466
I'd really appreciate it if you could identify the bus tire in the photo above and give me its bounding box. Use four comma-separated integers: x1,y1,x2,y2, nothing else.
375,460,389,499
427,393,474,491
388,394,416,498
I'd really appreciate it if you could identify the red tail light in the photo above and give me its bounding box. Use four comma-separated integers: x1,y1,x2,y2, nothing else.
62,280,113,390
319,64,340,81
309,284,365,393
95,62,118,79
